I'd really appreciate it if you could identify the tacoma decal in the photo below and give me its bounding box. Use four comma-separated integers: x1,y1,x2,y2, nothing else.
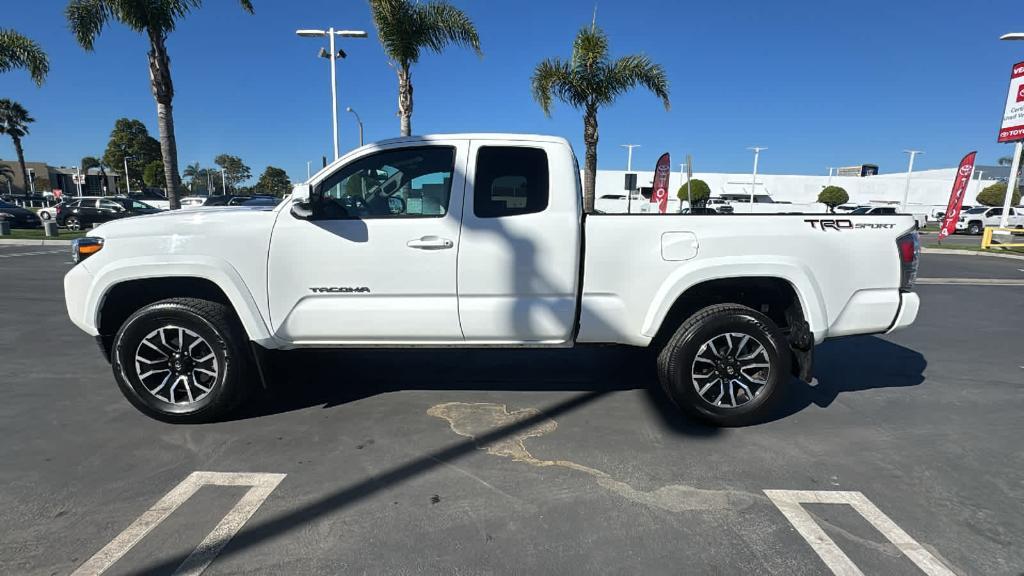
309,286,371,293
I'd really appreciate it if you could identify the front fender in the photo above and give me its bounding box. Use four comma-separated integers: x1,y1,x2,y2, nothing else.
82,255,277,347
639,256,829,343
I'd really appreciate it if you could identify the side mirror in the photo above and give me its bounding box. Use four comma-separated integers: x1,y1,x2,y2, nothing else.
291,198,315,220
291,183,312,202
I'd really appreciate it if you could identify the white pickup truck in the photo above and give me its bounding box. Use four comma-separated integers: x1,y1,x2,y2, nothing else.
64,134,921,426
955,206,1024,234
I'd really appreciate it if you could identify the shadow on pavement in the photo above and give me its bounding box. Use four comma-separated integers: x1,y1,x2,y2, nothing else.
764,335,927,423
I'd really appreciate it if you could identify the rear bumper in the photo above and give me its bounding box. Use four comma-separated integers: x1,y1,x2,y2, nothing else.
886,292,920,334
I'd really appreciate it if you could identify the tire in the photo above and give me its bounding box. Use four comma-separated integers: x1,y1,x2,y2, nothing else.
65,216,80,231
111,297,250,423
657,304,791,427
968,221,982,235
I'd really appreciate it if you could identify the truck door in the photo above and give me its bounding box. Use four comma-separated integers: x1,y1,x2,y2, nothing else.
267,141,468,343
457,140,582,344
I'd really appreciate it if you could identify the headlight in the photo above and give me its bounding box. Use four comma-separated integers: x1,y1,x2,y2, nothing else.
72,237,104,264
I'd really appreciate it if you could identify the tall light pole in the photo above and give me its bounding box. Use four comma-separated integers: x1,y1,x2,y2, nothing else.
73,166,82,197
902,150,923,212
974,169,985,201
747,147,766,210
123,156,134,194
221,169,228,195
346,106,364,147
297,28,368,161
620,144,640,171
826,167,834,188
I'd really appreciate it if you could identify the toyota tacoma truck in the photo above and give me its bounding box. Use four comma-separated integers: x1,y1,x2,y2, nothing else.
64,134,920,426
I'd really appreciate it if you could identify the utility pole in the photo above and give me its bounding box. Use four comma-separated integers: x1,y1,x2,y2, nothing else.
123,156,132,195
902,150,923,213
221,169,228,195
747,147,766,211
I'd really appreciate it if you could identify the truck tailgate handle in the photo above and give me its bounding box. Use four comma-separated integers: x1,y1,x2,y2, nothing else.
407,236,454,250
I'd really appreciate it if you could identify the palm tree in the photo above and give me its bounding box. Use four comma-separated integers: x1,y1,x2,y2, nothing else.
81,156,111,194
182,161,202,192
0,99,35,195
0,29,49,86
66,1,255,209
368,0,482,136
532,23,670,213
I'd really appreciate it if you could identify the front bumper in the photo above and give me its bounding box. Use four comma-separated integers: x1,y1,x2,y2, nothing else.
886,292,920,334
64,263,98,336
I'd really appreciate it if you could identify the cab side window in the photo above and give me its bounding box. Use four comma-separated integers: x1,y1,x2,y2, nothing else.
474,147,549,218
316,146,455,220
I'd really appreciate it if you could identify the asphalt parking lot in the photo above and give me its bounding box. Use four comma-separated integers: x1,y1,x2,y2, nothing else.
1,247,1022,575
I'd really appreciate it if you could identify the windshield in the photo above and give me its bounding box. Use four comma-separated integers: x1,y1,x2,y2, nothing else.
964,207,987,214
0,200,18,209
849,207,871,214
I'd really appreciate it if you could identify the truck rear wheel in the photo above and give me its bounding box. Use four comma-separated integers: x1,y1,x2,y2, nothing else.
111,297,250,423
657,304,790,427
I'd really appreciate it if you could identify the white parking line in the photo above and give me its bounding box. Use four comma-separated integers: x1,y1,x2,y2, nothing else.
71,471,286,576
0,249,66,258
764,490,955,576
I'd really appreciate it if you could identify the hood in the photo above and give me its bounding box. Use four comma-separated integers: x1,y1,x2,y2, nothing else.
0,205,36,217
90,205,280,240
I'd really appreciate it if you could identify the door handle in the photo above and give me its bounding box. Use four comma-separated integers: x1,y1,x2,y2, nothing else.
407,236,454,250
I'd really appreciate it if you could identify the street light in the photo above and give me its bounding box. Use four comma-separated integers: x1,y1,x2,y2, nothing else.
346,106,364,147
123,156,134,195
296,28,368,161
747,147,766,210
1000,32,1024,227
620,144,640,171
902,149,923,213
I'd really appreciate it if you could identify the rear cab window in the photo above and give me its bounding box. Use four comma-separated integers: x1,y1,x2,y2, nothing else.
473,147,549,218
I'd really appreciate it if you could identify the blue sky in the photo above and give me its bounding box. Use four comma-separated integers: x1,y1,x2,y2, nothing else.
3,0,1023,184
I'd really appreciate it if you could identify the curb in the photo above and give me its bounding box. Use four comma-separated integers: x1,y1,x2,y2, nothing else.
0,238,73,246
922,247,1024,261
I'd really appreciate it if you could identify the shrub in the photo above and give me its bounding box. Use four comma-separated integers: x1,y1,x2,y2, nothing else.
817,186,849,213
976,182,1022,207
677,179,710,207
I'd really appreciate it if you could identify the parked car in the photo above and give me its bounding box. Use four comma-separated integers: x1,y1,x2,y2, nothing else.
127,189,170,210
239,196,282,207
0,199,42,228
65,133,921,427
955,206,1024,234
179,196,208,209
56,197,161,230
849,206,927,229
679,207,720,215
197,194,278,207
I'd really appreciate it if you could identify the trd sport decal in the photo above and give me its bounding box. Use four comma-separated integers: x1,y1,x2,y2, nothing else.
804,219,896,231
309,287,371,293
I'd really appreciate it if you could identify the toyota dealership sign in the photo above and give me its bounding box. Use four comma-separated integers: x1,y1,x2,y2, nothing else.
998,61,1024,142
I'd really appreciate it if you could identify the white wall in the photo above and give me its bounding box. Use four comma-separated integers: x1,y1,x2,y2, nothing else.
595,168,997,211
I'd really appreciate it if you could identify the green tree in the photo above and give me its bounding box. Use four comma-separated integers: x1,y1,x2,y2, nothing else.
0,99,35,194
102,118,161,191
532,23,670,213
214,154,251,191
677,179,711,209
0,164,14,194
817,185,850,213
142,160,165,188
976,182,1022,207
66,0,256,209
0,29,48,86
998,156,1013,166
369,0,482,136
255,166,291,196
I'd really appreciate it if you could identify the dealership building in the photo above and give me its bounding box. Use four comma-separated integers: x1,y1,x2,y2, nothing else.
595,164,1010,211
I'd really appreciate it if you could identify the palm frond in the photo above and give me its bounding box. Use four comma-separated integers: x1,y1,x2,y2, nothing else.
65,0,113,50
571,26,608,70
417,1,482,57
0,29,50,85
606,54,670,110
369,0,419,65
531,58,584,116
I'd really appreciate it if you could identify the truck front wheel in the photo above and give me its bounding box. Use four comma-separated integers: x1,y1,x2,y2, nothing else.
657,304,790,426
111,297,250,423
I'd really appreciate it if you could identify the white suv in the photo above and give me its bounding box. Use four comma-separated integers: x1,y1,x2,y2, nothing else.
956,207,1024,234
